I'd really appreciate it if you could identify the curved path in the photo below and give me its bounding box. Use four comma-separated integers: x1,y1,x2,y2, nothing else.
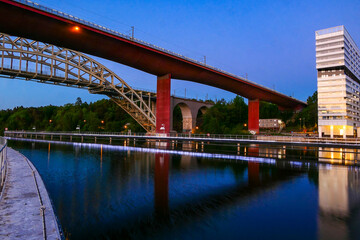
0,148,61,239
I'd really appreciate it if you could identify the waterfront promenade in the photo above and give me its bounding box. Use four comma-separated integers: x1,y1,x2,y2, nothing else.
5,130,360,148
0,147,61,239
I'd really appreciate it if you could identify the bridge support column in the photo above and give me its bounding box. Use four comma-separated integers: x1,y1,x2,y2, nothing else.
156,74,171,134
248,99,259,134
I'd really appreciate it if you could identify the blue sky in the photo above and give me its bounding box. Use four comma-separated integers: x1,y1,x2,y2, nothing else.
0,0,359,109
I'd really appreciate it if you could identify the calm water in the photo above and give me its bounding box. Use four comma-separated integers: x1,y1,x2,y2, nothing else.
8,139,360,240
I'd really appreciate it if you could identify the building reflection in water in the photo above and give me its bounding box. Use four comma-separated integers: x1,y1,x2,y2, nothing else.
181,154,192,169
318,165,360,240
182,141,193,151
319,147,360,165
258,145,286,159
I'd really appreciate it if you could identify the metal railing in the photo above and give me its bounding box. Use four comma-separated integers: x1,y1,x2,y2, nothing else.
5,130,360,146
0,137,7,191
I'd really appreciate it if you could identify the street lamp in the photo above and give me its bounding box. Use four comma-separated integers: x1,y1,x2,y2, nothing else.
76,125,80,133
160,124,165,135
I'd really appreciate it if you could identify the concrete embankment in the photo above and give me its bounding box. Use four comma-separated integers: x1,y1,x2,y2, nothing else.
0,148,61,239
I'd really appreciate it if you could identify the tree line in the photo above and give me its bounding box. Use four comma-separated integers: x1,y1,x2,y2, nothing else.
0,97,145,135
197,91,317,134
0,91,317,135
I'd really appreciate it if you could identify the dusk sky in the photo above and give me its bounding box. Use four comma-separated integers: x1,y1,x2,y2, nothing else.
0,0,359,109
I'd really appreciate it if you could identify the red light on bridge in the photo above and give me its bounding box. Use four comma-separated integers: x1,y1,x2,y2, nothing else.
72,26,80,32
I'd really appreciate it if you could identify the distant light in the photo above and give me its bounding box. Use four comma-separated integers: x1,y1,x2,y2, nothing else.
72,26,80,32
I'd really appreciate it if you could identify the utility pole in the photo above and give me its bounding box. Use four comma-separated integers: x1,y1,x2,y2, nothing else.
204,56,206,65
131,26,134,40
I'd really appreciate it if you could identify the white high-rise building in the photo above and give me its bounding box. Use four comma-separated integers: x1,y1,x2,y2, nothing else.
316,26,360,138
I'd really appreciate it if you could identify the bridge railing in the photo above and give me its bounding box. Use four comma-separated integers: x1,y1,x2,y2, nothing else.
0,137,7,192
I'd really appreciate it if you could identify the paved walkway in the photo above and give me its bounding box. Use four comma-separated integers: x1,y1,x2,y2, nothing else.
0,148,61,239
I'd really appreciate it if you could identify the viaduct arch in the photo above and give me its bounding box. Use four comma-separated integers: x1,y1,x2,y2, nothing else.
170,98,213,132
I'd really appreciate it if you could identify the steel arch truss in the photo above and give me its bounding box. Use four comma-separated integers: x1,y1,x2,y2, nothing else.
0,33,156,132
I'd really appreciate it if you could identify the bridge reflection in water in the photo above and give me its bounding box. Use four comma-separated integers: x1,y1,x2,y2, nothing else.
8,139,360,239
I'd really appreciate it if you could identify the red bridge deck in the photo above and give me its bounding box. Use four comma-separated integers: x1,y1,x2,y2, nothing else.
0,0,306,109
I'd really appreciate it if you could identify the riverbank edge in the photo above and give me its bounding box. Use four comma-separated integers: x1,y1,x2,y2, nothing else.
0,147,62,239
0,145,8,202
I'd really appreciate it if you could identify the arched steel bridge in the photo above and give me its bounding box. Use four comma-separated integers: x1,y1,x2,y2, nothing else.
0,33,157,132
0,0,306,109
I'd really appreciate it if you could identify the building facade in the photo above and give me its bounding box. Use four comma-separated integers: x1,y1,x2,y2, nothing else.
259,119,283,129
316,26,360,138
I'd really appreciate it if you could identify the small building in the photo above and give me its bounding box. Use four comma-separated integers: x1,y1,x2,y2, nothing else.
259,119,284,129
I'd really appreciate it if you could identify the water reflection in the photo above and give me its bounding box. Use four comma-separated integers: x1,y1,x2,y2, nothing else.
154,152,169,218
7,139,360,239
319,147,360,165
318,166,360,240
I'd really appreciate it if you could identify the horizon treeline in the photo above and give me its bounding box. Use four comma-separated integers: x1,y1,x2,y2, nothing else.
0,97,145,134
191,92,317,134
0,92,317,134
